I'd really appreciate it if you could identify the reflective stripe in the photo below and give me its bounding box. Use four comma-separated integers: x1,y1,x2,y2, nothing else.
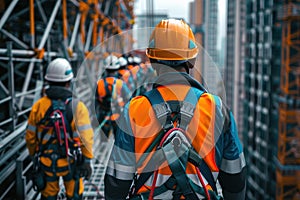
106,165,135,180
144,173,208,189
27,124,36,132
145,174,171,187
154,190,173,199
37,132,42,140
212,172,219,181
77,124,92,131
37,132,52,140
42,133,52,141
220,152,246,174
107,160,136,173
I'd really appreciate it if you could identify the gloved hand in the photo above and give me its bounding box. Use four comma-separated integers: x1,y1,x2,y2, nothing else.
78,158,94,180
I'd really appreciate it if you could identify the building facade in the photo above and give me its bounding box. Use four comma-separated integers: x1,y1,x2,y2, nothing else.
243,0,282,199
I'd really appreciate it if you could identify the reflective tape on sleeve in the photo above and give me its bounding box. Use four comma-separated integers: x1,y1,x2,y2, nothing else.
220,153,246,174
77,124,92,131
27,124,36,132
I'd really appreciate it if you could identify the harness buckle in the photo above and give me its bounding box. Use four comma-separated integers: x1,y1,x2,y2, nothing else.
172,136,182,148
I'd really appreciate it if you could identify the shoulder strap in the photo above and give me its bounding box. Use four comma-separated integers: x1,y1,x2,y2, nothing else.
143,88,204,130
103,78,111,97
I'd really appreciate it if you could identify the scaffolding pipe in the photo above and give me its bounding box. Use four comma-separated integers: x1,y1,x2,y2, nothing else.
69,13,81,50
37,0,61,50
30,0,35,48
0,96,12,104
18,61,35,109
7,42,16,131
0,49,59,56
85,21,94,52
36,0,48,23
0,0,19,31
0,80,9,95
0,57,43,62
62,0,68,46
0,29,29,49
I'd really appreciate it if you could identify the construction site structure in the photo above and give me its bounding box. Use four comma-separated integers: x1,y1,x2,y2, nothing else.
0,0,135,199
243,0,300,199
243,0,282,199
276,0,300,199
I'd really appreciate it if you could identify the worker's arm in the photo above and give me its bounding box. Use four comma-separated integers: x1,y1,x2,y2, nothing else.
25,106,38,156
104,105,136,199
74,101,94,159
218,110,246,200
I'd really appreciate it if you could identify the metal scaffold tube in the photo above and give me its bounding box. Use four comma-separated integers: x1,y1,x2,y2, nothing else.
0,0,135,198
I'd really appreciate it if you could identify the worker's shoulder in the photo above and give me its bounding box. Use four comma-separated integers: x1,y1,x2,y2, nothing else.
32,96,50,107
129,95,151,107
198,91,224,106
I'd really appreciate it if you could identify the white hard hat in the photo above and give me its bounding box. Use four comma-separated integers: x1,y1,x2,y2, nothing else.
104,55,120,70
128,56,141,64
119,57,128,67
45,58,74,82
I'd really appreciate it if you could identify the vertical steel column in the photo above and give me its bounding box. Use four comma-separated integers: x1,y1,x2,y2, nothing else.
7,42,16,130
62,0,68,47
30,0,35,48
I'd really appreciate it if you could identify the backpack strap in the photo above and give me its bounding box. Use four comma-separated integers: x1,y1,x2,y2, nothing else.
103,77,111,98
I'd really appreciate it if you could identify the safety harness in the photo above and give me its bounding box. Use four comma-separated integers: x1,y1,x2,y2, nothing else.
129,88,222,200
35,97,82,199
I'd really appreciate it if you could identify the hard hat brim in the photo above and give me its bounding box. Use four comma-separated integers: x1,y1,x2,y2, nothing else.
146,48,198,61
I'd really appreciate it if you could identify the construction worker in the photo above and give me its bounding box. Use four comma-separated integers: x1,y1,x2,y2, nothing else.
126,54,152,96
25,58,94,199
95,54,131,138
105,19,246,199
118,56,136,92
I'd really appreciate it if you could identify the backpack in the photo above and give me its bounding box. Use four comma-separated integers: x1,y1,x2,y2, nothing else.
37,97,82,163
129,88,223,200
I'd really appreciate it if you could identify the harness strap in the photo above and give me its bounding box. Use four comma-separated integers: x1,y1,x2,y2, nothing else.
103,77,111,98
189,148,217,192
162,142,198,200
132,88,208,197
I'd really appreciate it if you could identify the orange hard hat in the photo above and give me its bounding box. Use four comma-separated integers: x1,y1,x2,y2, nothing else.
146,19,198,61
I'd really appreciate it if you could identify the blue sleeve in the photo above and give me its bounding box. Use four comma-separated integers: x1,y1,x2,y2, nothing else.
105,102,136,199
223,111,243,159
218,108,246,200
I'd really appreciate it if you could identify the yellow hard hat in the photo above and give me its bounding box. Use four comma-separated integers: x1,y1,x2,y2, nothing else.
146,19,198,61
